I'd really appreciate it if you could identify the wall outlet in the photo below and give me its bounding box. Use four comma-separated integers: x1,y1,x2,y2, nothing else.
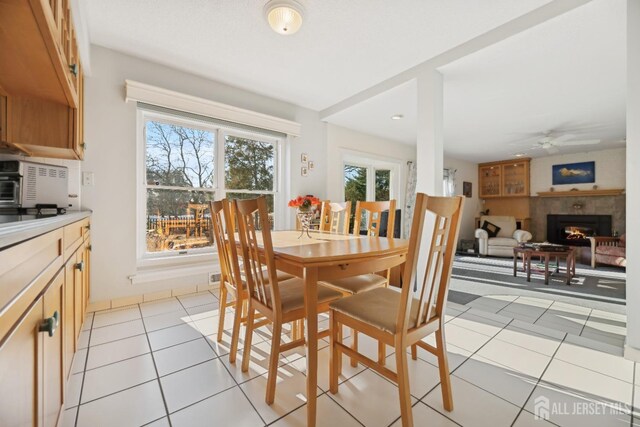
208,272,218,286
82,171,94,186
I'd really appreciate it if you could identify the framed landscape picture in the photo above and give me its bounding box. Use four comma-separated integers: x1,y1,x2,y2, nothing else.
552,161,595,185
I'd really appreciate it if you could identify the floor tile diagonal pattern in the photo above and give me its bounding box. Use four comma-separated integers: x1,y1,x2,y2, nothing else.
62,290,639,427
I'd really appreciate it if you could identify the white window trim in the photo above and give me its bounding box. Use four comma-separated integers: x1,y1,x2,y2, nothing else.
125,80,301,136
136,109,287,269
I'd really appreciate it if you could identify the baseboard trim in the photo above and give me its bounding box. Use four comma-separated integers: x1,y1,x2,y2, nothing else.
87,281,221,313
624,341,640,362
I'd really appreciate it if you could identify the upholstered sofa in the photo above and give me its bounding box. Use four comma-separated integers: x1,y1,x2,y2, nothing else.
474,215,533,257
590,235,626,268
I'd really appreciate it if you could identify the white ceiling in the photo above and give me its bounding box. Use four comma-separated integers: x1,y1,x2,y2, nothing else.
85,0,551,111
326,0,627,162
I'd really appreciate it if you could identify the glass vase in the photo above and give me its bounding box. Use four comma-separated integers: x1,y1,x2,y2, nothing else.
296,209,314,239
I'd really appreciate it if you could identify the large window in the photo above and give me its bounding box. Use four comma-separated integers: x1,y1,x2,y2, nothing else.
142,111,279,260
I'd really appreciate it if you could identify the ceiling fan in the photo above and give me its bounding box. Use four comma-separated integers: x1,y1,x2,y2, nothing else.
511,131,601,154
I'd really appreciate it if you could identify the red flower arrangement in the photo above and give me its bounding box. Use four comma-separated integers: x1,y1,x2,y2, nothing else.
288,195,321,210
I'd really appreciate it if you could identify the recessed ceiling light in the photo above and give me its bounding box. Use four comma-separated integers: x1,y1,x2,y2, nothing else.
391,114,404,120
513,152,525,157
264,0,304,35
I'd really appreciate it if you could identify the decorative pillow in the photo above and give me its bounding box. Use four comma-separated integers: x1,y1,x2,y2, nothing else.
481,221,501,238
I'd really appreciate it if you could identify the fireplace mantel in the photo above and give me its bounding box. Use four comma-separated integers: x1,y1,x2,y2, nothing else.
536,189,624,197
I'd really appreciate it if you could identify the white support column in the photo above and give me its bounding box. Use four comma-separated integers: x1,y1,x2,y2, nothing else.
625,0,640,360
416,70,444,195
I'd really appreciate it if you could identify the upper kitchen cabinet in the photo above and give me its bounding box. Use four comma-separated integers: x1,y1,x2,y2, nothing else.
0,0,80,107
0,0,85,160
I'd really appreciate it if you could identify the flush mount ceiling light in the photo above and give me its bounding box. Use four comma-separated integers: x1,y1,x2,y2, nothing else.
391,114,404,120
264,0,304,35
513,152,525,157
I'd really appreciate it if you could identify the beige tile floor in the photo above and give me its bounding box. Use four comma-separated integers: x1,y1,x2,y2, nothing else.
61,290,638,427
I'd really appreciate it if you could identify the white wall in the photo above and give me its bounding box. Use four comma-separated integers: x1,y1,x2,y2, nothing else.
530,147,626,194
326,124,416,221
444,155,480,241
83,46,327,302
625,0,640,358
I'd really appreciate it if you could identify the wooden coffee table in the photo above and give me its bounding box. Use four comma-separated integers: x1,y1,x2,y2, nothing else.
513,246,576,285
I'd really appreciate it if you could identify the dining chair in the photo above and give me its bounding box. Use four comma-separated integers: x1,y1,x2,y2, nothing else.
234,196,343,404
209,199,293,363
328,193,464,427
323,199,396,366
319,201,351,235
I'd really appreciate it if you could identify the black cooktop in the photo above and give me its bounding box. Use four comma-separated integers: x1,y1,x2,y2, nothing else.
0,208,63,225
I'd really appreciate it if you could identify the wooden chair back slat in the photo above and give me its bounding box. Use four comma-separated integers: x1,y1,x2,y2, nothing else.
320,201,351,235
209,200,243,292
397,194,464,333
234,197,280,315
353,200,396,237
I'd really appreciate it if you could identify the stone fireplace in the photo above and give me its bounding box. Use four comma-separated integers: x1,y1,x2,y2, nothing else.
546,214,612,246
529,194,625,242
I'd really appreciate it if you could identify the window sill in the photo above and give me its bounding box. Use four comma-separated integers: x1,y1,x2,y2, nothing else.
131,252,220,285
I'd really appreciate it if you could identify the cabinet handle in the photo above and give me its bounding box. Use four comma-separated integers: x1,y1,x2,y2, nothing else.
69,63,78,76
39,311,59,338
81,142,87,150
88,244,92,251
85,224,91,231
75,261,84,272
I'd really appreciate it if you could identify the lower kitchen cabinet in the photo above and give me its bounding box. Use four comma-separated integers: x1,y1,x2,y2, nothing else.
0,216,91,426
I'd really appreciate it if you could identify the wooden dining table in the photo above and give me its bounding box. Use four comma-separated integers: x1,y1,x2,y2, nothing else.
261,230,409,427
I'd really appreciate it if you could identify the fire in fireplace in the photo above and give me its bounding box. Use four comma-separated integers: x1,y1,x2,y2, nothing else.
547,215,612,246
564,226,593,240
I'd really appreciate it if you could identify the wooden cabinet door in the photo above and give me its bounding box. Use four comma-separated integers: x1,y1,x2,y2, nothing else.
0,296,44,427
83,240,91,312
43,269,64,427
72,69,84,159
63,256,76,379
479,165,502,198
74,248,85,341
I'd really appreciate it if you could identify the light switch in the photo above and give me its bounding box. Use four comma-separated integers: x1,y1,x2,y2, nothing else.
82,172,94,186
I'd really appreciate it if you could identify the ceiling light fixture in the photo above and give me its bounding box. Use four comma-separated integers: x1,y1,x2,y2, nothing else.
514,152,525,157
264,0,304,35
391,114,404,120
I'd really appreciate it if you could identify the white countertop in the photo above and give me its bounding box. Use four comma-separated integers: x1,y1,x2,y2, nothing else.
0,210,92,250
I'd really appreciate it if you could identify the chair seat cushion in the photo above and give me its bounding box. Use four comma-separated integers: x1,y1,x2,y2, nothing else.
596,245,626,258
323,274,387,295
329,287,437,334
488,237,518,247
264,278,343,313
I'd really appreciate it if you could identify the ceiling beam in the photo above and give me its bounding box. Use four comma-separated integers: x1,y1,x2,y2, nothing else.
319,0,593,120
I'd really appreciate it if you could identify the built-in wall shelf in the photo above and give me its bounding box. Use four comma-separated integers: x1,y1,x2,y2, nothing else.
536,189,624,197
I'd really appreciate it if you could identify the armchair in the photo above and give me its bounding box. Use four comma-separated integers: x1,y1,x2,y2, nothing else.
590,235,626,268
475,215,532,257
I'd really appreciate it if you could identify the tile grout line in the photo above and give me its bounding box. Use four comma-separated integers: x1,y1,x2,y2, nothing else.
136,303,174,427
578,308,593,337
73,312,94,427
174,291,269,426
509,332,568,427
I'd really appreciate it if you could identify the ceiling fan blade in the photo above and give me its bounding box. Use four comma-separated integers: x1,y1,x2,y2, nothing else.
546,146,560,154
555,139,601,146
550,134,576,144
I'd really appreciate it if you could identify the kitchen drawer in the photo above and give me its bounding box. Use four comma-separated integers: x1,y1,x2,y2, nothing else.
63,218,89,261
0,229,63,340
